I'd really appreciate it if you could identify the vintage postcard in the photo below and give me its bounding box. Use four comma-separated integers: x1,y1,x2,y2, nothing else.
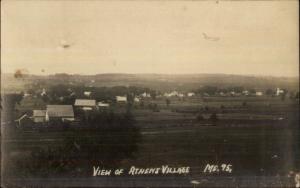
1,0,299,187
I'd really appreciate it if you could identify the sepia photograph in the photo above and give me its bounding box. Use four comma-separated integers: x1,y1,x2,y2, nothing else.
1,0,299,187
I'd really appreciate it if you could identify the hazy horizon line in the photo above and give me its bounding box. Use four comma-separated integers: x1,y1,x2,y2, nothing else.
2,71,299,79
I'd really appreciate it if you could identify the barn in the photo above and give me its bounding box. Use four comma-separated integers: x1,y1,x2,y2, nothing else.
46,105,75,122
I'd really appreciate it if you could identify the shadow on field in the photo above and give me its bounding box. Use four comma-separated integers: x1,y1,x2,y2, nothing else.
6,111,141,178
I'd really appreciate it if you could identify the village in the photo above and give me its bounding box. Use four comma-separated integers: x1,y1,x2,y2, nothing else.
14,84,293,129
1,74,299,186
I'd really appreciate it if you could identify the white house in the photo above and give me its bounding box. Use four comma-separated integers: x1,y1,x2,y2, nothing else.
134,97,140,103
84,91,92,97
170,91,179,97
255,91,263,96
187,92,195,97
141,92,151,98
164,93,171,97
164,91,180,97
276,88,284,96
23,93,32,98
116,96,127,103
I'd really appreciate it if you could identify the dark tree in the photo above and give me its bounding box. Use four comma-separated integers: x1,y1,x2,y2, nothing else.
196,114,204,121
197,86,218,95
150,91,157,100
249,89,256,95
166,99,171,107
265,89,274,96
210,113,218,122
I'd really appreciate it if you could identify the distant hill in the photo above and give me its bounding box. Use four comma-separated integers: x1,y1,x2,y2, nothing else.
2,73,299,93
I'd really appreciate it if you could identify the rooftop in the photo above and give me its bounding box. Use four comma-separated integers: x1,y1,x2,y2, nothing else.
116,96,127,101
47,105,74,117
75,99,96,106
33,110,46,117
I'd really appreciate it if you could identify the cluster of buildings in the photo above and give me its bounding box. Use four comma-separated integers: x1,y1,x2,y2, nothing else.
16,87,289,127
207,90,275,97
163,91,186,98
15,105,75,126
133,91,196,98
15,95,130,127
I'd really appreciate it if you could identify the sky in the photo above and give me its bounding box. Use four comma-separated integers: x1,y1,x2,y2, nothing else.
1,0,299,77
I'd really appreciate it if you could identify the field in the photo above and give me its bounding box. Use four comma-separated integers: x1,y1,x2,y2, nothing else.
1,74,299,187
2,94,299,187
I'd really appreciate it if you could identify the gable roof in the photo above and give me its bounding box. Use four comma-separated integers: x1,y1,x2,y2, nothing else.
15,114,29,122
74,99,96,107
47,105,74,117
33,110,46,117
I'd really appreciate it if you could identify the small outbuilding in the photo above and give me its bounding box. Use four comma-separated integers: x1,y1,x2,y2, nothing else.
84,91,92,97
98,102,110,108
74,99,96,110
116,96,127,104
33,110,46,123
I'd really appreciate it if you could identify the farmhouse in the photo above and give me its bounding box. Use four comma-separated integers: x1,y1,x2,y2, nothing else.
256,91,263,96
164,91,180,97
276,88,284,96
84,91,92,97
33,110,46,123
134,97,140,103
116,96,127,104
141,92,151,98
170,91,179,97
187,92,195,97
75,99,96,111
46,105,75,122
